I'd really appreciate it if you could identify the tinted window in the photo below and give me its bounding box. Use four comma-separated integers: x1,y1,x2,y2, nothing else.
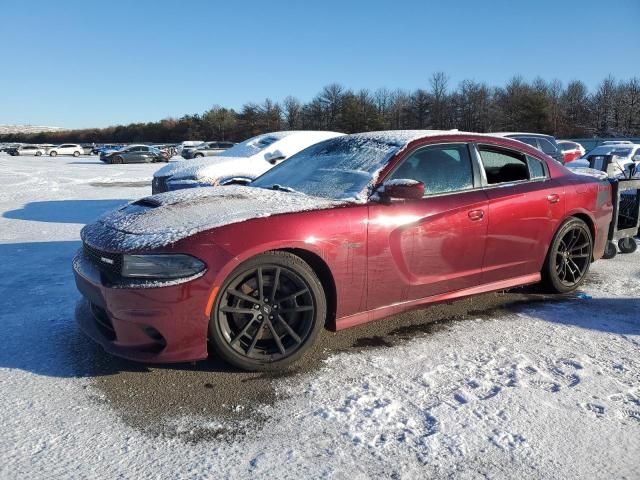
389,144,474,195
514,137,539,149
538,138,558,154
527,155,546,179
220,142,234,148
479,147,529,184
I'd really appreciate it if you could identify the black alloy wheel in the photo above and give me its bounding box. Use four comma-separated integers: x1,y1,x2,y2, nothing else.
210,252,326,371
543,217,593,293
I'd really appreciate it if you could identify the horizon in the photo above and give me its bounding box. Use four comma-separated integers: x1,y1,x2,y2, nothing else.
1,0,639,129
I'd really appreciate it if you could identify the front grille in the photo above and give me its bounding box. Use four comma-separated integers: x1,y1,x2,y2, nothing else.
152,176,169,194
83,243,122,276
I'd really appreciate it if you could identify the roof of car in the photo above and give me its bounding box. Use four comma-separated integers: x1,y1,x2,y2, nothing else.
337,130,532,147
491,132,554,138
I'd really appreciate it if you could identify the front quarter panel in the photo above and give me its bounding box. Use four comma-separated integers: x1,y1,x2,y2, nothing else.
168,205,370,327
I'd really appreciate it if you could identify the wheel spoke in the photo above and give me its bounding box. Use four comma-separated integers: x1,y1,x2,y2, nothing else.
265,319,286,355
245,323,262,355
270,267,281,303
276,314,302,344
257,267,264,300
276,288,308,304
570,242,590,252
230,317,257,345
221,306,256,315
279,306,314,313
228,289,260,304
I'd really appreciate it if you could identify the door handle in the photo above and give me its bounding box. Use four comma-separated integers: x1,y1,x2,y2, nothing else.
468,209,484,221
547,194,560,204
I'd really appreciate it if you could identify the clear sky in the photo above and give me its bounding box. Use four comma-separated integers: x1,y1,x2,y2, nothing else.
1,0,638,129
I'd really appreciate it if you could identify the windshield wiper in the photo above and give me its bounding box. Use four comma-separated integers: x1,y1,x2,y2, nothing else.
268,184,302,194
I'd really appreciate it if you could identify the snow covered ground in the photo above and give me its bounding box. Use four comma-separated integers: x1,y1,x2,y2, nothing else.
1,154,638,479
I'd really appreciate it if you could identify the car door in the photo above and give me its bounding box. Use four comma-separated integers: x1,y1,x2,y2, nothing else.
473,143,564,283
366,143,489,310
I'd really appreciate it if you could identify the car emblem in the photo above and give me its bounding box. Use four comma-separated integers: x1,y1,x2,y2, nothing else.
262,305,271,314
100,257,114,265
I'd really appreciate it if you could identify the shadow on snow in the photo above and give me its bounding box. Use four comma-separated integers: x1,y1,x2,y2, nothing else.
3,199,129,224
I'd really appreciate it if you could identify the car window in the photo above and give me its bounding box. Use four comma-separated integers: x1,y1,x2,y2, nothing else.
514,137,539,149
388,144,474,196
527,155,546,179
478,146,529,184
538,138,558,154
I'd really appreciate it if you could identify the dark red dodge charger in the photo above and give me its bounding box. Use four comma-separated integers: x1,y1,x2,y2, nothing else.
74,131,613,370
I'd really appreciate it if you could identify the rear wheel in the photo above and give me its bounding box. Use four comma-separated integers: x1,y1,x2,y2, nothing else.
542,217,593,293
209,251,326,371
110,156,124,164
618,237,637,254
35,151,42,156
194,153,204,158
73,151,80,157
50,151,57,157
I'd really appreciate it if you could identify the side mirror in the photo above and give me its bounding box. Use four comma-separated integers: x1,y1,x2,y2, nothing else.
266,150,286,165
378,179,425,200
633,154,640,163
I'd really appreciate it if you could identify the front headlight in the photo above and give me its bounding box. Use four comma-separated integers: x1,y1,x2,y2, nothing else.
121,254,206,279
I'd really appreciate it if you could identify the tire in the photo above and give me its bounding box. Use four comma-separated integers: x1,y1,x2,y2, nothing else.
194,153,204,158
73,151,80,157
541,217,593,293
50,151,57,157
35,151,42,156
110,156,124,165
602,241,617,259
209,251,326,371
618,237,637,254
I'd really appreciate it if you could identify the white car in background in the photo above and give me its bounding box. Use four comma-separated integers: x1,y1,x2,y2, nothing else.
49,143,83,157
152,131,344,194
568,143,640,177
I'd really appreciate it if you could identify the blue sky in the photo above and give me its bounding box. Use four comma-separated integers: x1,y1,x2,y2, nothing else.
1,0,638,129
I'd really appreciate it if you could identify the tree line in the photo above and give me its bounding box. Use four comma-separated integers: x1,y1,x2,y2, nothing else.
4,73,640,144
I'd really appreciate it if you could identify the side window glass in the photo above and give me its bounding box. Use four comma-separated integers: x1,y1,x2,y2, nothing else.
538,138,558,154
479,147,529,184
527,155,546,179
389,144,474,195
516,137,539,149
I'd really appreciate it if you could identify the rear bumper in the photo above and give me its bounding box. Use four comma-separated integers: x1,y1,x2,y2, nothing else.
73,251,211,363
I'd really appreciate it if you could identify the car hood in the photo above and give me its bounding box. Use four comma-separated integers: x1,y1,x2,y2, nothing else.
81,185,347,252
153,155,272,184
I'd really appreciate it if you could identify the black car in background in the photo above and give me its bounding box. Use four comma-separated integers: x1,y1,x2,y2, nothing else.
99,145,169,164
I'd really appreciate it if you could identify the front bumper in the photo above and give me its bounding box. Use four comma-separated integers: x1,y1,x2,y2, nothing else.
73,251,211,363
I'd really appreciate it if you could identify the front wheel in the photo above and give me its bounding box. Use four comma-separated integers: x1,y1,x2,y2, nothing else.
35,151,42,156
209,251,326,371
73,151,80,157
542,217,593,293
110,156,124,164
50,151,57,157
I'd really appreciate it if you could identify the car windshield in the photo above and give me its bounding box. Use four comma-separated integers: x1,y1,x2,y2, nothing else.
219,133,289,158
251,135,404,201
585,146,632,158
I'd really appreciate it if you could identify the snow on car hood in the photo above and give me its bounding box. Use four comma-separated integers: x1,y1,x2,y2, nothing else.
153,156,265,184
81,185,347,252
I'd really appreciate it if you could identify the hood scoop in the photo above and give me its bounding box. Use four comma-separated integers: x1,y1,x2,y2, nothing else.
132,197,162,208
